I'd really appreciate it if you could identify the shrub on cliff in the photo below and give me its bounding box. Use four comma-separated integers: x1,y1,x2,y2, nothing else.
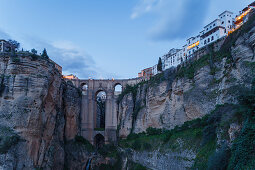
227,79,255,169
207,144,231,170
131,139,142,150
0,126,20,154
146,127,162,136
41,48,49,59
75,135,94,151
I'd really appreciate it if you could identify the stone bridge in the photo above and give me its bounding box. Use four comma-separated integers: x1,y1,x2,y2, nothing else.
70,77,147,145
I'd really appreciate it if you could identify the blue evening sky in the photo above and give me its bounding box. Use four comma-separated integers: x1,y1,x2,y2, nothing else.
0,0,253,79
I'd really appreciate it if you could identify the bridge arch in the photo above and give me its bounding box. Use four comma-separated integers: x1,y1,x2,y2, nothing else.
94,134,105,148
95,90,106,129
114,83,123,95
81,83,88,95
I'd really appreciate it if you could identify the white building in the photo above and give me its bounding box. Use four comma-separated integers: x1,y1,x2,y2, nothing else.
152,64,158,75
200,11,234,47
162,48,181,70
186,35,200,57
176,49,185,65
151,10,237,75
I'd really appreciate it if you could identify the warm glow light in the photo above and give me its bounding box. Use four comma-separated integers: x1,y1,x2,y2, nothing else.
235,8,251,22
63,75,76,80
229,7,252,36
187,41,200,50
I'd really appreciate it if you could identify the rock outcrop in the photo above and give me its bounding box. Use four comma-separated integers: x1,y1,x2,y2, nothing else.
117,23,255,138
0,53,81,169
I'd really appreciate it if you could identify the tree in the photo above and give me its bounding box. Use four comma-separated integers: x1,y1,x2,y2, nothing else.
8,39,20,51
31,49,37,54
41,48,49,59
157,57,162,72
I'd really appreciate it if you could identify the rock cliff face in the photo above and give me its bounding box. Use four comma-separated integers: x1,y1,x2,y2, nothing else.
117,25,255,138
117,17,255,169
0,53,81,169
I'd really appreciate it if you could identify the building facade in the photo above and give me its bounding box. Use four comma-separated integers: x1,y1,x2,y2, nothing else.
152,64,158,75
138,67,153,79
186,35,200,57
146,6,253,78
200,11,235,48
0,40,15,52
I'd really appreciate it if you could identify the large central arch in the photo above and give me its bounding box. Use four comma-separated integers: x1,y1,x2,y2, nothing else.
69,78,147,144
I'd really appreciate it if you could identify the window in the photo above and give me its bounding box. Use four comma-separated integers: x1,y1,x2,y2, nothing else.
207,28,209,31
204,40,207,44
208,38,210,43
213,24,215,26
224,29,226,33
228,20,230,23
222,21,224,24
211,36,214,41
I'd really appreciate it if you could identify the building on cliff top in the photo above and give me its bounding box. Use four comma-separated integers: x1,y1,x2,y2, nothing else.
138,67,153,79
0,40,16,52
151,10,236,75
63,74,79,80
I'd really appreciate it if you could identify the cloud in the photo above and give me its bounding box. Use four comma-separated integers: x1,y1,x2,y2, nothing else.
0,29,103,79
131,0,158,19
0,29,11,40
132,0,211,41
25,38,99,79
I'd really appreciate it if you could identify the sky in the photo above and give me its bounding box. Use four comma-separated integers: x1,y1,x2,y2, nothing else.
0,0,253,79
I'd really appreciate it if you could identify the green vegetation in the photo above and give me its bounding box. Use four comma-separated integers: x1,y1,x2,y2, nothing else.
127,161,147,170
157,57,162,72
94,128,105,131
31,53,40,61
11,51,20,63
119,101,252,169
74,135,94,152
227,79,255,170
207,144,231,170
98,143,119,158
0,126,19,154
95,144,122,170
41,48,49,59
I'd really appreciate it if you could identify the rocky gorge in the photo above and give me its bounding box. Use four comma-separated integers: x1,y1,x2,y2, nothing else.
0,10,255,170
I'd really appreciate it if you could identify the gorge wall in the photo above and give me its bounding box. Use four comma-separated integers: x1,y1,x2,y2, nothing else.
117,25,255,138
116,12,255,169
0,53,82,169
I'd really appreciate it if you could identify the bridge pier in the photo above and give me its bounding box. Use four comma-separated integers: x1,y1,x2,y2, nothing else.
73,78,146,145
